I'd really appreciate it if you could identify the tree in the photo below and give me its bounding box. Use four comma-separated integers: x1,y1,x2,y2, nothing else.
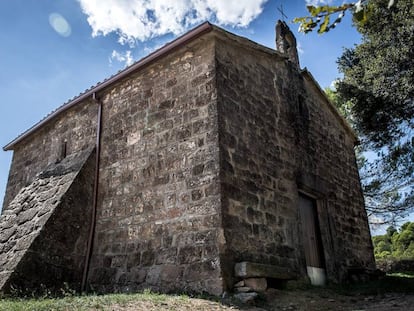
387,226,398,238
335,0,414,224
323,0,413,224
372,222,414,260
293,0,394,34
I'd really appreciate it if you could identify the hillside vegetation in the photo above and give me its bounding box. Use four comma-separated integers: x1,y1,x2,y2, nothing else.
373,222,414,260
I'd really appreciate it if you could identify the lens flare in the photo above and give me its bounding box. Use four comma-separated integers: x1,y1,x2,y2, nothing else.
49,13,71,37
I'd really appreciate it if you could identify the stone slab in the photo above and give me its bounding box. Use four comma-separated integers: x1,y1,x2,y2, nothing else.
234,262,296,280
244,278,267,292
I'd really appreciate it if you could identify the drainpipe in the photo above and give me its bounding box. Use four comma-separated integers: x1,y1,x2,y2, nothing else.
81,92,102,292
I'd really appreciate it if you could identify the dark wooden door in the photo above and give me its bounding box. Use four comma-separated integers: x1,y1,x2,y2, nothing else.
298,194,325,269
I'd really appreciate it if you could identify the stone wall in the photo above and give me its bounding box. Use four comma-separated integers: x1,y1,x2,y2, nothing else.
2,101,97,211
0,149,95,294
87,34,224,295
1,25,375,296
301,75,375,280
216,36,301,288
215,33,374,286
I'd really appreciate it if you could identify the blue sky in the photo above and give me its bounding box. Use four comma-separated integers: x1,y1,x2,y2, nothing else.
0,0,360,210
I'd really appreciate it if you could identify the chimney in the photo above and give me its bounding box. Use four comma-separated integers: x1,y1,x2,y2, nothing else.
276,20,300,68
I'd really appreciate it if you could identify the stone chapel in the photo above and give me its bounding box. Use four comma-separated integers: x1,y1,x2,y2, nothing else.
0,21,375,295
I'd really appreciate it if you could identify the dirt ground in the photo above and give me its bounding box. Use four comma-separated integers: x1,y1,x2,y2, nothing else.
260,289,414,311
105,289,414,311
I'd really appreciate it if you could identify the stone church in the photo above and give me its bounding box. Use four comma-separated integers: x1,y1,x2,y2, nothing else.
0,21,375,295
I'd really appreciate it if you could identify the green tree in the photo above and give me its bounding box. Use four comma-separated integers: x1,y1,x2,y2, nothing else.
336,0,414,223
386,226,398,238
323,0,413,224
293,0,395,34
372,222,414,260
391,222,414,258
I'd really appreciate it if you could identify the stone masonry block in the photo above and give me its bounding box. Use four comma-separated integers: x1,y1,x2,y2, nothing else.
244,278,267,292
234,262,297,280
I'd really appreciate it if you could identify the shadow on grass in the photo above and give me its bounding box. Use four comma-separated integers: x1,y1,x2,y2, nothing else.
333,275,414,296
3,275,414,311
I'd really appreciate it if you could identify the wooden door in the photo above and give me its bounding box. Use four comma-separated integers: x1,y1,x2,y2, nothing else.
298,194,325,269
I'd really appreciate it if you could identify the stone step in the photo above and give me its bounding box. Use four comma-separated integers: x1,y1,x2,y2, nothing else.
234,261,297,280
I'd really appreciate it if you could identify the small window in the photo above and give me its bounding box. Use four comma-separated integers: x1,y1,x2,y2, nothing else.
57,139,67,163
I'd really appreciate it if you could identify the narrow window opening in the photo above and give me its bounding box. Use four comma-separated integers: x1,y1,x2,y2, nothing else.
60,139,67,161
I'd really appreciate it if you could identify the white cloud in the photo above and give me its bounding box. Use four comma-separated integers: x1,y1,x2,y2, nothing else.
110,50,134,67
77,0,268,46
305,0,334,6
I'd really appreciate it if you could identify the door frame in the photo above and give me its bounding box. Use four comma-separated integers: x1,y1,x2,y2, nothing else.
297,190,327,285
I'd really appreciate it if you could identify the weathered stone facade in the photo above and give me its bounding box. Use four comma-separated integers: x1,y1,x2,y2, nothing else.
87,33,223,295
215,26,374,287
1,22,375,296
0,149,95,294
2,102,98,211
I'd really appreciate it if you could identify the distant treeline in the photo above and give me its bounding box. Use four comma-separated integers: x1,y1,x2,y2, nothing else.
373,222,414,260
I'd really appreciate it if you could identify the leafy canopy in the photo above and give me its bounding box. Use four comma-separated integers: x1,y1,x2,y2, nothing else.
293,0,395,34
323,0,413,224
373,222,414,260
336,0,414,224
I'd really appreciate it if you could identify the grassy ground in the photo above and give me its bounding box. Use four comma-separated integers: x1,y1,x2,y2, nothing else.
0,289,239,311
2,275,414,311
0,290,192,311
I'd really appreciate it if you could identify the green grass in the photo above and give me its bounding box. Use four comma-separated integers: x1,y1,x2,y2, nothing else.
0,290,190,311
2,274,414,311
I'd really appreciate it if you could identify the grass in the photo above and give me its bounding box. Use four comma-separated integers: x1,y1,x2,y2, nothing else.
0,290,191,311
2,274,414,311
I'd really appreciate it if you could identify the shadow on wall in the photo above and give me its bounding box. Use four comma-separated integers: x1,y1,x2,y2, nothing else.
0,148,95,295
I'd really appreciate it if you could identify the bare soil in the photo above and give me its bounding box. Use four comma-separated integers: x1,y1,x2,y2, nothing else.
103,289,414,311
261,288,414,310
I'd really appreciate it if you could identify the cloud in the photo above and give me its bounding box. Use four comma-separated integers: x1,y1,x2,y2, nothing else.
305,0,334,6
77,0,268,46
110,50,134,67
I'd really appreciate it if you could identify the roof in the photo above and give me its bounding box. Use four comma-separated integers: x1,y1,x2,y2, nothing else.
3,21,357,150
3,22,214,151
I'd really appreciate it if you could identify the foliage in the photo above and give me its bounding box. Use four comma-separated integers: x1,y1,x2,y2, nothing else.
293,0,395,34
293,3,355,34
335,0,414,224
372,222,414,260
324,0,414,224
